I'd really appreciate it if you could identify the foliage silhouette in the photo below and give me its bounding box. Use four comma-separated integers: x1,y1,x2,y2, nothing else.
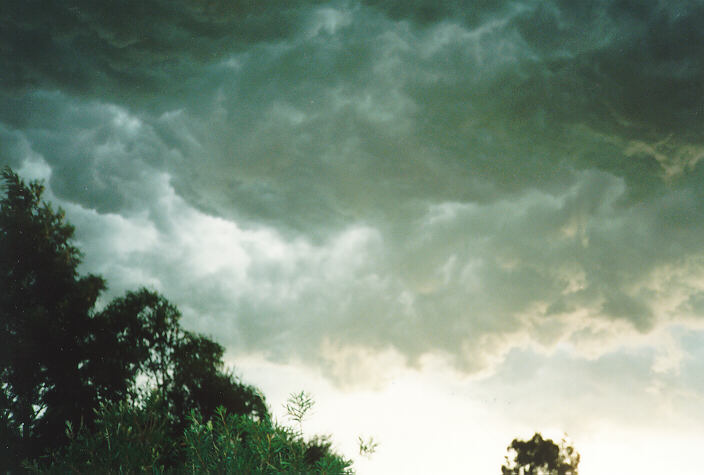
184,396,352,473
1,167,107,467
358,435,378,458
285,390,315,433
32,392,352,473
0,168,265,470
26,391,174,473
501,432,580,475
98,289,268,435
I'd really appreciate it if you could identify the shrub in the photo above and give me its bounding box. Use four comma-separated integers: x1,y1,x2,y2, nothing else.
183,406,353,474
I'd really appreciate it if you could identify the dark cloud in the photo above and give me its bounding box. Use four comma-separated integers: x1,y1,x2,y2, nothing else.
4,0,704,377
361,0,508,27
0,90,169,213
1,0,322,105
359,0,704,172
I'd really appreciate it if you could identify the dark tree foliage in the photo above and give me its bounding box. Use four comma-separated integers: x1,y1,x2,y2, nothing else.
182,407,353,473
98,289,268,433
502,432,580,475
38,399,354,474
29,393,175,474
0,168,107,466
0,168,266,470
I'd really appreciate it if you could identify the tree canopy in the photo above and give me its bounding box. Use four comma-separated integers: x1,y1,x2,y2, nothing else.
501,432,580,475
0,167,107,464
0,167,266,470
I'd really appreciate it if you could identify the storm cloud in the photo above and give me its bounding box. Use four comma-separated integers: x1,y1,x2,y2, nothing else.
3,0,704,381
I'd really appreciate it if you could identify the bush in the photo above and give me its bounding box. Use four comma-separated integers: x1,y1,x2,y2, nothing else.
183,406,352,473
31,393,353,474
29,392,176,474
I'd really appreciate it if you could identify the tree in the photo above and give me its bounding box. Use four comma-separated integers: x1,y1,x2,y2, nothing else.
501,432,580,475
97,288,268,434
0,167,107,466
0,168,266,469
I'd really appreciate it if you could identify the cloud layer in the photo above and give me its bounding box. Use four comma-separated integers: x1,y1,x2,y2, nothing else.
3,0,704,382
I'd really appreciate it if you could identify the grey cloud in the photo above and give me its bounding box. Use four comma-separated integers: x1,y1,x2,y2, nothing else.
475,339,704,434
362,0,704,173
682,292,704,316
361,0,509,27
1,0,323,105
503,0,704,147
0,91,172,214
5,0,704,378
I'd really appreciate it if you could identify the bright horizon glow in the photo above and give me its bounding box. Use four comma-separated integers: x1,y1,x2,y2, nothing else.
234,354,704,475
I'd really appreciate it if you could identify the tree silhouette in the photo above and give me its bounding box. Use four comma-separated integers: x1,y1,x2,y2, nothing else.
501,432,580,475
0,167,107,466
0,168,265,469
97,288,268,433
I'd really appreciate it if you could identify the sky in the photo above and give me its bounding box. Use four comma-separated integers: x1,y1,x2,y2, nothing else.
3,0,704,472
